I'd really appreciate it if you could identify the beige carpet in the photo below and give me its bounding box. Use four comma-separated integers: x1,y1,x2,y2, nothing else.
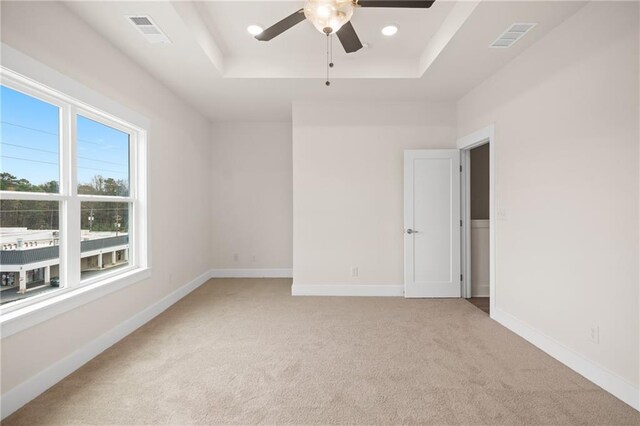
4,278,639,425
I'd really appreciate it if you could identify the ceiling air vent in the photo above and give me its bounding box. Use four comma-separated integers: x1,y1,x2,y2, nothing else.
489,23,536,49
126,15,171,44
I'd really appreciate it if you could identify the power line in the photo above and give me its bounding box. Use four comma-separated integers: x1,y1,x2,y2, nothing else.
2,121,129,147
77,156,127,167
2,154,127,175
1,142,58,155
1,142,128,167
1,121,58,137
1,155,57,166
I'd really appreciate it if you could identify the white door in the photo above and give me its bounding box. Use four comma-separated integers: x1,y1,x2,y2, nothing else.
404,150,461,298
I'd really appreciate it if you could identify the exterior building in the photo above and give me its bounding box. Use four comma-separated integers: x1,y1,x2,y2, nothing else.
0,228,129,300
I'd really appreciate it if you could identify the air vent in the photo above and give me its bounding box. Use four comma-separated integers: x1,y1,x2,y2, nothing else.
489,23,536,49
126,15,170,44
130,16,152,26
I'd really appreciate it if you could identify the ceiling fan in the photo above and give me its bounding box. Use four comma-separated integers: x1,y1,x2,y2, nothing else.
255,0,436,54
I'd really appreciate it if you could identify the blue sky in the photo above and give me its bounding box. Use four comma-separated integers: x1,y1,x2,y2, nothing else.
1,85,129,189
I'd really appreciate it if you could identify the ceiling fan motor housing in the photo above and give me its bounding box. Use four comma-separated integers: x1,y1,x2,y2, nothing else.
304,0,355,34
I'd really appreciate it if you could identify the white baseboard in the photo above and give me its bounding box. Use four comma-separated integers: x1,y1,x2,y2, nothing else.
210,268,293,278
492,307,639,411
0,270,212,420
292,283,403,297
471,284,489,297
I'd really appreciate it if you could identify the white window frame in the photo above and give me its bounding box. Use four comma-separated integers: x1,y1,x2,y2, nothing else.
0,58,150,337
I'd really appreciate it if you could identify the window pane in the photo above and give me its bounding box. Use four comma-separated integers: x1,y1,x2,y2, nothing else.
80,201,130,281
0,86,60,193
77,116,130,196
0,200,63,305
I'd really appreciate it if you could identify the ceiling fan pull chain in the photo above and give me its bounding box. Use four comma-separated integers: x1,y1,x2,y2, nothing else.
330,34,334,69
326,34,331,86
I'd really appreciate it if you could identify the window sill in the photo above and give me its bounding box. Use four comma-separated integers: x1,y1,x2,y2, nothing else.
0,267,151,339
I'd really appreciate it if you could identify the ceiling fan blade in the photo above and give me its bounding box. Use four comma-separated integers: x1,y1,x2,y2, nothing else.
336,21,363,53
356,0,435,7
255,9,306,41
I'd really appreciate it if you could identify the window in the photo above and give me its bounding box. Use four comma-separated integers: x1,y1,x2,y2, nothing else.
0,68,147,313
77,115,130,196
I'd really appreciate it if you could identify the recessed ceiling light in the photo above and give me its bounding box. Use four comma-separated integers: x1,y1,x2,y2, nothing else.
247,25,264,36
381,25,398,36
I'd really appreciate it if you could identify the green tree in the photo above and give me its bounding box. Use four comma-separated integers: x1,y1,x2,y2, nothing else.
1,174,127,232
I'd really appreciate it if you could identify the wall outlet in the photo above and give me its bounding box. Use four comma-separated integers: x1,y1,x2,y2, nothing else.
233,253,239,262
351,266,359,277
589,325,599,344
251,255,256,263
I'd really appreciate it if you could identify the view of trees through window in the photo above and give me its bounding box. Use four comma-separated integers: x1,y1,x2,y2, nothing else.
77,114,130,197
1,84,132,306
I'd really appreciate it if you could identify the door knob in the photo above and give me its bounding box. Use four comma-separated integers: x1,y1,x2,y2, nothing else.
406,229,419,234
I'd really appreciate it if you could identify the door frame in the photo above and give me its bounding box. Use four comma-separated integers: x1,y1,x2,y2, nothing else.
457,125,496,316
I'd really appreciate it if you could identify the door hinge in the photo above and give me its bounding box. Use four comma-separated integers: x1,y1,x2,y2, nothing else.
460,274,463,282
460,165,463,172
460,220,463,227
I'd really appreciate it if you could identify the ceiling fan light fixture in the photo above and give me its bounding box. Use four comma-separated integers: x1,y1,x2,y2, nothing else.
381,25,398,36
247,25,264,36
304,0,354,34
317,5,332,17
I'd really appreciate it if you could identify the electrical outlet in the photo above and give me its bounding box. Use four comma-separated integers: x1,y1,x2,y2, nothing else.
233,253,239,262
351,266,359,277
589,325,599,344
251,255,256,263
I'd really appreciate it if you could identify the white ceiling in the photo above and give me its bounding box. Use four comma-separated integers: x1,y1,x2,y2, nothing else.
198,1,456,77
64,1,586,121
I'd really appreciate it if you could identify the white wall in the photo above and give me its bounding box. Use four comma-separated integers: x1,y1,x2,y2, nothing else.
292,101,457,292
470,220,489,297
211,122,292,271
1,0,211,397
458,1,639,390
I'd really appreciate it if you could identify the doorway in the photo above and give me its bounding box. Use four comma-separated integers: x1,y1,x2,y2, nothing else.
402,126,495,308
467,144,490,313
458,125,495,316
